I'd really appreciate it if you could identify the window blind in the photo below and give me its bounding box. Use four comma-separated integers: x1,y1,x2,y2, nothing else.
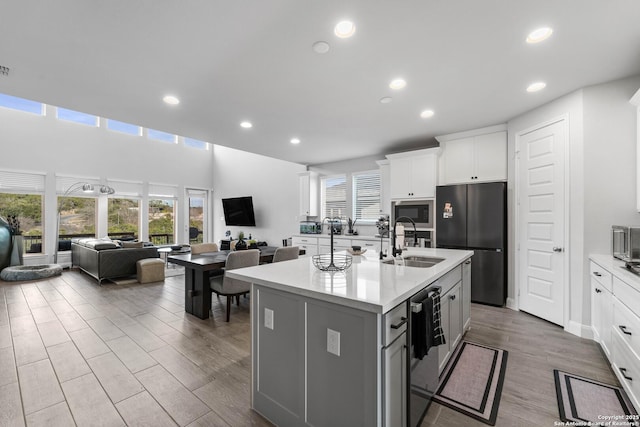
106,179,143,198
148,183,178,198
353,171,381,221
321,175,347,218
0,169,46,192
55,175,101,194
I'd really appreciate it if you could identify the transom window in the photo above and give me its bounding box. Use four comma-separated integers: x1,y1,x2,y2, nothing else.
107,119,142,136
57,108,99,126
148,129,176,143
0,93,43,115
185,137,208,150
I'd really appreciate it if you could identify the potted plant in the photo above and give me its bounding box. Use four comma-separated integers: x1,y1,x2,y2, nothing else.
235,231,247,250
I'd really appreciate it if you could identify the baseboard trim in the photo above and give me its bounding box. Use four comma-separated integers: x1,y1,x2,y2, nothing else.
566,320,593,339
505,297,517,310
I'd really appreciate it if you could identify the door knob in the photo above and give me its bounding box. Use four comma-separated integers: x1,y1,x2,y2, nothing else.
553,247,563,252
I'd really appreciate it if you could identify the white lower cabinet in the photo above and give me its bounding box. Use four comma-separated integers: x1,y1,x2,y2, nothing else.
292,236,318,256
382,302,407,427
591,272,613,358
438,281,462,373
318,238,351,254
589,255,640,411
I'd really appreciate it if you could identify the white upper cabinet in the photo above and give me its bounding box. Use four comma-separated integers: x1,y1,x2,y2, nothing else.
299,171,318,217
437,125,507,185
387,148,438,199
630,88,640,211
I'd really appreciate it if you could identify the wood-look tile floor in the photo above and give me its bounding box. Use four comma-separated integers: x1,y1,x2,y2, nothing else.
0,270,618,426
422,303,619,427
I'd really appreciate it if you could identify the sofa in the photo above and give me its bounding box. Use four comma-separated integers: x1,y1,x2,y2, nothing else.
71,238,159,284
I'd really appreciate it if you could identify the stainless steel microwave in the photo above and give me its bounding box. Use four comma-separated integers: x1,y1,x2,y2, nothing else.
392,200,434,229
612,225,640,262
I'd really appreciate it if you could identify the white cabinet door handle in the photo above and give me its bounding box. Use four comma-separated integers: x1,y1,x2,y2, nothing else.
552,247,563,252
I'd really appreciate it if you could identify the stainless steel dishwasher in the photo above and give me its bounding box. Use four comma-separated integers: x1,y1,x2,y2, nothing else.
408,286,441,427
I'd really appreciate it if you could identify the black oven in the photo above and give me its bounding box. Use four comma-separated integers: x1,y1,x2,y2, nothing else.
393,200,434,229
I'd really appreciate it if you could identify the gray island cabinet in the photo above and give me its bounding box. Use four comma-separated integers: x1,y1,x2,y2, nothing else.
227,248,473,427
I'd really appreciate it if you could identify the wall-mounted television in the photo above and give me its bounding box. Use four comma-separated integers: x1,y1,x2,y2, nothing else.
222,196,256,226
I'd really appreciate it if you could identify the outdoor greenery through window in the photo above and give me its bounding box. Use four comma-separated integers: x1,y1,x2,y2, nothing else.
353,171,381,222
108,198,139,239
321,175,347,218
0,193,43,254
58,196,96,244
149,199,175,245
189,195,204,244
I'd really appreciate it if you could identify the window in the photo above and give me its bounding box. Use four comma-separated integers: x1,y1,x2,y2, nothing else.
0,93,43,115
149,199,175,245
58,196,96,241
148,129,176,143
353,171,381,222
188,190,207,244
108,198,139,239
185,137,208,150
0,170,46,254
56,108,99,126
107,119,141,136
321,175,347,218
0,193,43,254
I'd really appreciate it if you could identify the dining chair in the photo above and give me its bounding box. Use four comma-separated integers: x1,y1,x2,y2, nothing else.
272,246,300,263
210,249,260,321
190,242,219,255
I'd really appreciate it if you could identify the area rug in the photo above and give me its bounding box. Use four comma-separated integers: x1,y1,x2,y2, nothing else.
554,370,637,424
433,341,508,425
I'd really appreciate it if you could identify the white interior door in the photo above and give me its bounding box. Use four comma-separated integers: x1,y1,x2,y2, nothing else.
517,119,566,326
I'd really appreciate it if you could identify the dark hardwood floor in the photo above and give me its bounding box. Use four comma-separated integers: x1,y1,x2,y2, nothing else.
0,270,617,426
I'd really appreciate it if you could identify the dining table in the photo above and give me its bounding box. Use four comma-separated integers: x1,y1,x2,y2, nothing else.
168,246,295,319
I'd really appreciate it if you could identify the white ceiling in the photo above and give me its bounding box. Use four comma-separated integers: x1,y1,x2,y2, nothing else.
1,1,640,165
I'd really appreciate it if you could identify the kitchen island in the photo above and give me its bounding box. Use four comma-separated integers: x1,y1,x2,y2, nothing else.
227,247,473,427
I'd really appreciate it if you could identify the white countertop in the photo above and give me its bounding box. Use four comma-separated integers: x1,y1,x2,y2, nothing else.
590,254,640,287
293,234,386,241
227,248,473,314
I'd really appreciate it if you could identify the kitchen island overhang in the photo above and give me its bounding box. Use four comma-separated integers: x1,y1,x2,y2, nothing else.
227,248,473,427
227,248,474,314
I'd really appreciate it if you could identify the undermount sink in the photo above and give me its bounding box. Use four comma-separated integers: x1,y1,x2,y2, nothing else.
381,255,445,268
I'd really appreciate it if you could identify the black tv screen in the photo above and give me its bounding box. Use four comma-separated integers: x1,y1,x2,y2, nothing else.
222,196,256,226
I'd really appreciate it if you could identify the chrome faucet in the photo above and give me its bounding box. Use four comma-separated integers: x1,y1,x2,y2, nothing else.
392,216,418,258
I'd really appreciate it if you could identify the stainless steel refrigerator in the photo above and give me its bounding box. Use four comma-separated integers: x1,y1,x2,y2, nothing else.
436,182,506,306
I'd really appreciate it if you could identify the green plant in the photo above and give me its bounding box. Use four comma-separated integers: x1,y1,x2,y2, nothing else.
238,231,245,241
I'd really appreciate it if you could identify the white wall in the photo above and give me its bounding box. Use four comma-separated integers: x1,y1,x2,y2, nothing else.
0,103,213,261
212,145,306,246
507,73,640,336
582,74,640,320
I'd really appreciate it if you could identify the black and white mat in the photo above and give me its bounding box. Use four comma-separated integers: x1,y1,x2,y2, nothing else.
433,341,509,425
554,370,637,424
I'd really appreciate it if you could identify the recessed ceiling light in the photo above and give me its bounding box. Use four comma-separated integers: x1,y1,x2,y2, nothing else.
312,41,330,54
389,78,406,90
334,20,356,38
290,138,301,144
380,97,393,104
163,95,180,105
240,121,253,128
420,110,435,119
526,27,553,44
526,82,546,92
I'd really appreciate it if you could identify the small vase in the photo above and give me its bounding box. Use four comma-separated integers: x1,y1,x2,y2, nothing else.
10,235,24,266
